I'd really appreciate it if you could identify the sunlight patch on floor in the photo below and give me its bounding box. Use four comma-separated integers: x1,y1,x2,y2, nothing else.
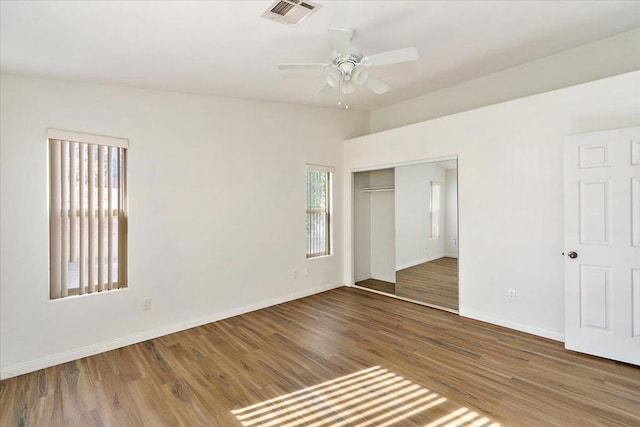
424,406,500,427
232,366,500,427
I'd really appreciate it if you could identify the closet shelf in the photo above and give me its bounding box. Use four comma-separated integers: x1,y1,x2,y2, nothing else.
360,186,395,193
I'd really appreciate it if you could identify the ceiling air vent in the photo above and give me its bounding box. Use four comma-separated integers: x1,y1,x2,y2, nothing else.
261,0,321,26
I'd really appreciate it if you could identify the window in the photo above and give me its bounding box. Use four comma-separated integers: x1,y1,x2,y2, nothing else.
306,164,333,258
429,181,441,239
48,129,128,299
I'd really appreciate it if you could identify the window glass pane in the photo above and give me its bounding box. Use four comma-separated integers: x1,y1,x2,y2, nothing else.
49,136,127,298
306,168,331,258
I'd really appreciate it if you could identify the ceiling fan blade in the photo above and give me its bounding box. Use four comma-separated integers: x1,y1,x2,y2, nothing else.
329,28,354,57
364,75,391,95
278,63,328,70
362,47,418,67
313,82,332,98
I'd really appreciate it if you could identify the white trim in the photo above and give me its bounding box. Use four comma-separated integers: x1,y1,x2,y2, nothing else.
0,282,344,380
47,129,129,149
305,163,335,173
350,154,458,173
307,254,334,261
460,309,564,342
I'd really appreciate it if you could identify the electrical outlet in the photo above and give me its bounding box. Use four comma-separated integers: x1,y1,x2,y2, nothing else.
291,269,297,279
143,297,152,310
507,289,516,301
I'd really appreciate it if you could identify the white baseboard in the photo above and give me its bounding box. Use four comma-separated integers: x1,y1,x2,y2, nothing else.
351,287,560,342
460,309,564,342
1,282,344,380
396,254,443,271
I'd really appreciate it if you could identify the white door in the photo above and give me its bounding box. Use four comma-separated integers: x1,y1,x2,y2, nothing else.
564,126,640,365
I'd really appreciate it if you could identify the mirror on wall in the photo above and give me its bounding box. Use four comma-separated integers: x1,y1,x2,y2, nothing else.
353,159,459,311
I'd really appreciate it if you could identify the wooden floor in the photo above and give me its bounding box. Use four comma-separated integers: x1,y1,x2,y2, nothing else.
2,287,639,426
396,257,459,310
355,278,395,294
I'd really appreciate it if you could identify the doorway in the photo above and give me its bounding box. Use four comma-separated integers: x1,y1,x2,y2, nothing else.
353,157,459,312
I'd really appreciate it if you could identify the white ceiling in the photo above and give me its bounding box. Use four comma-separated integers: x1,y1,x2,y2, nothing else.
1,1,639,111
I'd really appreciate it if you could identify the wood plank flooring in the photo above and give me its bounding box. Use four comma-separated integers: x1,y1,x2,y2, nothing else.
2,287,639,426
355,278,395,294
396,257,459,310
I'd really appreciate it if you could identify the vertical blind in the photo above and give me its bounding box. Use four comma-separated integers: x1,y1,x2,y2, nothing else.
306,164,333,258
49,130,128,299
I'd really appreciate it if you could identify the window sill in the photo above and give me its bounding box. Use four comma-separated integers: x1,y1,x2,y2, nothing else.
49,286,128,301
307,254,333,260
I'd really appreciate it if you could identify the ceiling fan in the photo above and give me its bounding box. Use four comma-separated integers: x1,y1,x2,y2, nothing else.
278,28,418,107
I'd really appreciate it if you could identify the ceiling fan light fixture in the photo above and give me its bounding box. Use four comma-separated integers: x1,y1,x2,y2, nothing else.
338,61,355,74
326,70,342,88
352,68,368,86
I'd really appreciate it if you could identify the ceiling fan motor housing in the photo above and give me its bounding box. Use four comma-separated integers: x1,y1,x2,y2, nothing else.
331,47,363,65
330,47,366,84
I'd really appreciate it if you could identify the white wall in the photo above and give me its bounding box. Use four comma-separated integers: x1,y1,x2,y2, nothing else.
344,71,640,341
0,74,369,378
371,28,640,133
395,162,445,270
368,169,395,283
444,169,458,258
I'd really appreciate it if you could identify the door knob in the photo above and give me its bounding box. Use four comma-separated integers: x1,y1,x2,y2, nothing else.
568,251,578,259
